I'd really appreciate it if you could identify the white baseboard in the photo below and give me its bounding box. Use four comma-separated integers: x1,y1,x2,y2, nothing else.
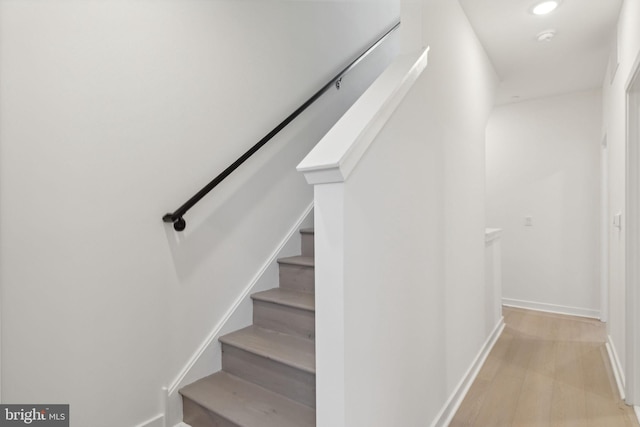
503,298,600,319
135,414,164,427
164,203,314,427
634,406,640,424
430,318,506,427
606,335,626,400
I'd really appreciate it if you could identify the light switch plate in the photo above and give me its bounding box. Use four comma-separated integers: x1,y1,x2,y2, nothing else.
614,213,622,229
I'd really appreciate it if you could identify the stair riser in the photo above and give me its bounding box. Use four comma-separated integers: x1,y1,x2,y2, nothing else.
279,264,314,293
301,233,314,257
253,300,315,341
222,345,316,408
183,398,238,427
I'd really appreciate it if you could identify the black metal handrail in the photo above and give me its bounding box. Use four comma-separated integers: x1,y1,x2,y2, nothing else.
163,21,401,231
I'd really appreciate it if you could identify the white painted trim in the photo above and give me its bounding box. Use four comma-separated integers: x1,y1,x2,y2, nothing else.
161,387,168,427
625,49,640,93
135,414,164,427
297,48,429,184
607,335,626,401
167,202,313,396
485,231,503,331
601,136,609,323
502,298,600,319
625,50,640,405
430,318,506,427
634,405,640,424
314,183,346,427
484,228,502,243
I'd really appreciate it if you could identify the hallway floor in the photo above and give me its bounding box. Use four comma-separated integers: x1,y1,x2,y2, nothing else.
450,307,639,427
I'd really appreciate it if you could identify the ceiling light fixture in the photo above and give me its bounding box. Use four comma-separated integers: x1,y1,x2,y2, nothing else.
532,1,560,15
536,29,557,42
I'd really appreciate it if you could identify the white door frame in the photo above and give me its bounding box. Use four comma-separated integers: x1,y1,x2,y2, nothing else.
625,50,640,405
601,135,609,323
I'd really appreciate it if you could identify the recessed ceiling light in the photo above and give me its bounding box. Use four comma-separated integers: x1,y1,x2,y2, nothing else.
536,29,557,42
532,1,560,15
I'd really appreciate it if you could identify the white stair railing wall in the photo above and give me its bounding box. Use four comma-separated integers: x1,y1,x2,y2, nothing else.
298,49,436,427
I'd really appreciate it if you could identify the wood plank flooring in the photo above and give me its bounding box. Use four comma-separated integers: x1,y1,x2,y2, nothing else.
450,307,639,427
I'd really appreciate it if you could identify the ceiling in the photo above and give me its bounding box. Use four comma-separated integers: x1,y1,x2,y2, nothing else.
459,0,623,105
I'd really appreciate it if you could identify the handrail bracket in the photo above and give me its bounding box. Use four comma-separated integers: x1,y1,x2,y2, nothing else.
163,214,186,232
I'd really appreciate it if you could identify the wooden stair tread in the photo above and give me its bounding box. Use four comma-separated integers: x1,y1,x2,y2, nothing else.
220,326,315,374
277,256,314,268
180,371,315,427
251,288,315,312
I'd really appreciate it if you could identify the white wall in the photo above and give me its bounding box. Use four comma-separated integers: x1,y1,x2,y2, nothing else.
485,230,503,333
424,3,500,399
602,0,640,399
364,0,501,415
486,90,602,317
0,1,399,426
301,0,498,425
405,0,500,413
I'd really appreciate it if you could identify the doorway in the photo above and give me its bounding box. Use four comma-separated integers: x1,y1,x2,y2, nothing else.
601,135,609,323
625,51,640,405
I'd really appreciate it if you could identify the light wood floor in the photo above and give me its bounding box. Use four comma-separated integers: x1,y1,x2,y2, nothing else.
450,307,639,427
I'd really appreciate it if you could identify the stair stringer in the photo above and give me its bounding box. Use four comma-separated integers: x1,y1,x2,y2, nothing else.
163,203,314,427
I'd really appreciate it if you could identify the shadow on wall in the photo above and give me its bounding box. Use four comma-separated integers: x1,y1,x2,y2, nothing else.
162,31,401,282
162,86,341,281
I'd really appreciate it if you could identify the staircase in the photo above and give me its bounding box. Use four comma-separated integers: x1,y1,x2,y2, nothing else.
180,228,316,427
